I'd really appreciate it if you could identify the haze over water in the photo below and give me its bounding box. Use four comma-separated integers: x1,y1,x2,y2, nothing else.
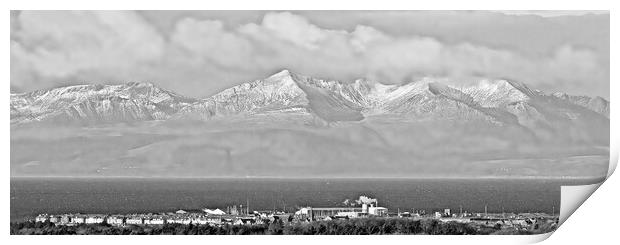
10,177,600,222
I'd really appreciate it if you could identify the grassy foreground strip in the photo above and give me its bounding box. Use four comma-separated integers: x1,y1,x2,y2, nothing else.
11,217,555,235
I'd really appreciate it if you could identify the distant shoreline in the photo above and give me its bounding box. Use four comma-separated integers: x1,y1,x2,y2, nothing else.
9,175,608,181
9,177,583,223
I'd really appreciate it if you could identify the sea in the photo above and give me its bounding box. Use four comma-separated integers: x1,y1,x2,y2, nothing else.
9,177,602,222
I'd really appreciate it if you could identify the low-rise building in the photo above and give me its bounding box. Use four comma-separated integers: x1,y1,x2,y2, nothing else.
144,217,165,225
107,216,125,226
35,215,49,223
336,211,362,218
296,203,388,221
126,217,143,225
61,215,72,224
72,216,86,224
191,217,209,225
168,218,191,225
368,206,388,216
85,216,105,224
233,217,256,225
49,216,61,223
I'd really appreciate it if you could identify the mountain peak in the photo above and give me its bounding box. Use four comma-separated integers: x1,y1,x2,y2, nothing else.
10,81,197,124
123,81,157,88
267,69,294,80
504,79,538,98
10,72,610,125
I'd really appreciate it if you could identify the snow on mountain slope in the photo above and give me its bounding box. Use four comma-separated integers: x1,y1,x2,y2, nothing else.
289,73,364,122
503,80,609,124
428,82,520,126
180,70,367,123
207,70,308,113
177,70,311,121
10,69,609,129
551,92,610,117
10,70,610,178
463,80,529,108
10,82,196,124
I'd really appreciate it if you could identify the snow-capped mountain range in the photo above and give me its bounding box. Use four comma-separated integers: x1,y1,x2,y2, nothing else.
10,70,611,178
10,82,197,124
11,69,609,126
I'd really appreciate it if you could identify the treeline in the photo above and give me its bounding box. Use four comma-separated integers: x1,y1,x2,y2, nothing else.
278,218,480,235
10,218,554,235
10,221,269,235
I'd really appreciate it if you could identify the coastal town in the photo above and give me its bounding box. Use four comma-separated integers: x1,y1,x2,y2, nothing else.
27,197,558,234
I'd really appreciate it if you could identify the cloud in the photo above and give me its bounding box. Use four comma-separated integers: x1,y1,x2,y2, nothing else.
11,11,165,91
171,18,253,67
494,10,609,17
10,11,609,99
255,12,333,50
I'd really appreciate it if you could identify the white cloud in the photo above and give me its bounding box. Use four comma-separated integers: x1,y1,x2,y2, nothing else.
10,11,609,99
257,12,333,50
350,25,390,53
13,11,164,75
11,11,165,90
494,10,609,17
171,18,253,67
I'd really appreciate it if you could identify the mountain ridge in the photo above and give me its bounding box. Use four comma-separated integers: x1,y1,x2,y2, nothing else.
10,70,610,178
10,69,610,126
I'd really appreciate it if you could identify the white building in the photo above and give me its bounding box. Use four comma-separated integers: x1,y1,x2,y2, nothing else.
107,216,125,226
368,206,388,216
295,207,310,216
192,217,209,225
207,217,223,225
126,217,143,225
168,218,191,225
49,216,61,223
35,215,49,223
336,211,360,218
295,202,388,221
72,216,86,224
144,218,165,225
60,215,72,224
233,219,244,225
166,218,180,224
85,216,105,224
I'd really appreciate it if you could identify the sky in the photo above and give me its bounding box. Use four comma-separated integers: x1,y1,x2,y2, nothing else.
10,10,610,99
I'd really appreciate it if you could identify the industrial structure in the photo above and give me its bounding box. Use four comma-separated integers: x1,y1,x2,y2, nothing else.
296,202,388,221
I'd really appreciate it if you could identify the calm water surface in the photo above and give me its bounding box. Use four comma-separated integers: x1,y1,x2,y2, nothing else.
10,177,600,221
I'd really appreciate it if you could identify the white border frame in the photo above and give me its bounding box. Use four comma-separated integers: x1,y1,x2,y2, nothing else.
3,1,617,244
